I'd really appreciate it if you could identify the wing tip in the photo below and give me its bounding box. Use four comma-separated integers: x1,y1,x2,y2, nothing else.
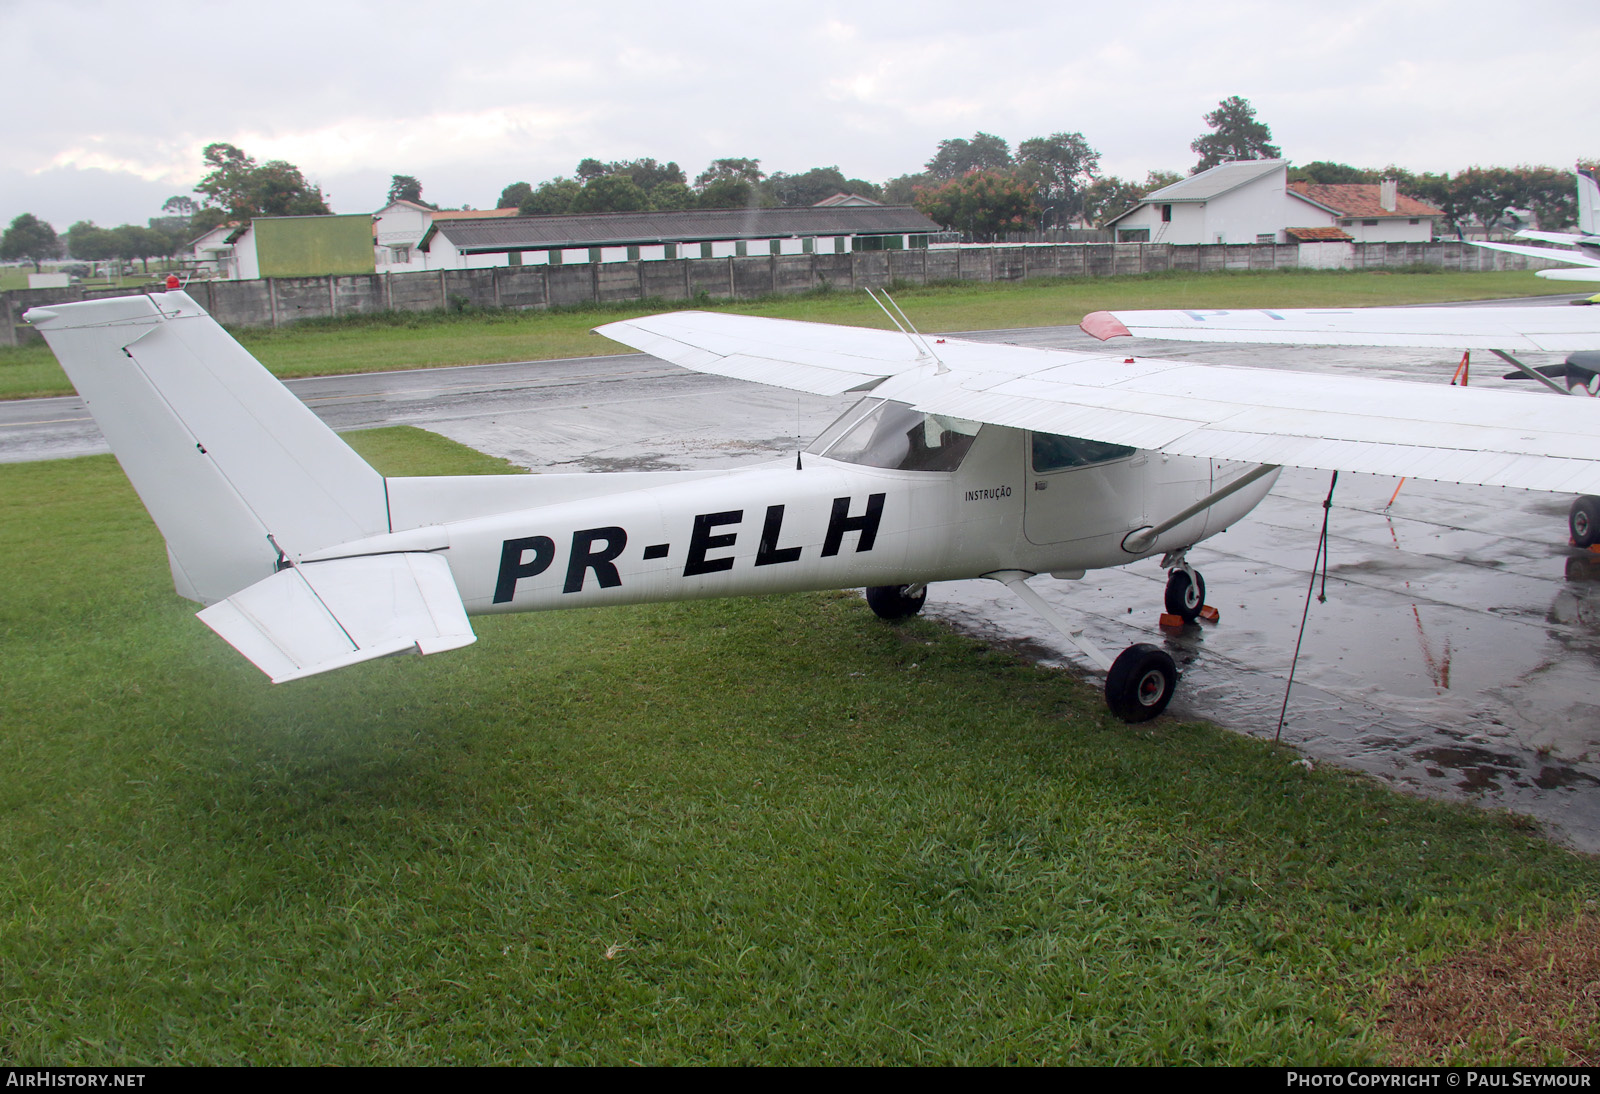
1080,311,1131,341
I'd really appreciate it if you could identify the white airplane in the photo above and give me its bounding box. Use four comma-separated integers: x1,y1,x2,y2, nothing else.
1080,304,1600,544
25,291,1600,722
1469,166,1600,285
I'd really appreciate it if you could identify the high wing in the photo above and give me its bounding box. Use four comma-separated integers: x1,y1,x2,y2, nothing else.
596,311,1600,495
1468,238,1600,279
1516,230,1600,248
1075,305,1600,351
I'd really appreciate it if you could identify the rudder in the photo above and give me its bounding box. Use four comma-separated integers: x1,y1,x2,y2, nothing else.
26,292,390,605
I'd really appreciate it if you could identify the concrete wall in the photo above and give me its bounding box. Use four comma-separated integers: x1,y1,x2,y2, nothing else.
0,240,1572,345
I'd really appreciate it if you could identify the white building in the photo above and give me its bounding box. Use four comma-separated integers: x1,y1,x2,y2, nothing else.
387,206,941,271
1107,160,1299,244
372,202,521,272
1106,160,1442,245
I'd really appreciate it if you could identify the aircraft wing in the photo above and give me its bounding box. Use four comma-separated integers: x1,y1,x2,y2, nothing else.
1076,306,1600,351
1516,230,1599,248
1468,239,1600,269
598,311,1600,495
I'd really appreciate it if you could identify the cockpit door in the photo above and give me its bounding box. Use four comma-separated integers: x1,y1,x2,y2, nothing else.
1022,431,1147,546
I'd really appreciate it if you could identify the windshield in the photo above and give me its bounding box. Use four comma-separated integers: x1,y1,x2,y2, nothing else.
807,399,979,471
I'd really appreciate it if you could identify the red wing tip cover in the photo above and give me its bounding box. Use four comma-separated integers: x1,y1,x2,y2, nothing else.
1080,311,1131,341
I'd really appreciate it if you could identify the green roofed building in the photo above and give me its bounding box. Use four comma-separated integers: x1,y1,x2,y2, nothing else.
190,214,376,280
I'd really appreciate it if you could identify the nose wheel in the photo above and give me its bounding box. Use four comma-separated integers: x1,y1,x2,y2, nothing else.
1164,567,1206,623
1571,496,1600,549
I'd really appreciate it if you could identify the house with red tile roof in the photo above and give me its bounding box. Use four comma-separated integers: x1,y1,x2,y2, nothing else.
1105,161,1443,246
1287,181,1442,243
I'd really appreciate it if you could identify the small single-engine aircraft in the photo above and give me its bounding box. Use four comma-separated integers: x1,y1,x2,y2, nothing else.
25,291,1600,722
1468,166,1600,287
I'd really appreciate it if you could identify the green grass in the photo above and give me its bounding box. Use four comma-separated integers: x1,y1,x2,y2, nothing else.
0,268,1579,399
1,426,1596,1064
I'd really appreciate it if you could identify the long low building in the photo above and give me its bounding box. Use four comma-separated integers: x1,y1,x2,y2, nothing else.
385,205,942,272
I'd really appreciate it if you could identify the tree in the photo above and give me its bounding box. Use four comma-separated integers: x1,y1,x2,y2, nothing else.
912,171,1039,241
193,142,331,220
1190,96,1281,174
0,214,61,272
162,195,198,219
648,182,696,212
498,182,533,210
519,178,582,216
694,158,764,190
882,173,931,205
925,133,1012,182
1080,170,1182,227
568,174,651,214
767,166,882,207
697,177,765,209
387,175,425,205
1288,161,1377,185
1015,132,1102,227
1453,166,1523,237
1516,165,1577,230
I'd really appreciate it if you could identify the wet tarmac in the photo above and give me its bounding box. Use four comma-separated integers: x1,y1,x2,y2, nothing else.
8,306,1600,850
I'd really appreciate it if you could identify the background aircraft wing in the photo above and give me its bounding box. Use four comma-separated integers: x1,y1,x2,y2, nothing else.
1468,239,1600,269
1515,230,1599,247
1078,306,1600,351
599,311,1600,495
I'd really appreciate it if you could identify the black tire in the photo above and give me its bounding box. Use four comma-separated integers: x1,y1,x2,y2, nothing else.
1105,643,1177,723
865,584,927,620
1164,569,1206,623
1571,496,1600,548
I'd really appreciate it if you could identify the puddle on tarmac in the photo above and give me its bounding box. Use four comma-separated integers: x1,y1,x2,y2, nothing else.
924,468,1600,854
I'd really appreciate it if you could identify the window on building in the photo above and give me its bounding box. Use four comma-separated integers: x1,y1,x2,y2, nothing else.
508,250,522,267
1161,204,1172,223
1118,229,1150,242
1362,220,1378,226
391,246,411,264
1256,233,1276,244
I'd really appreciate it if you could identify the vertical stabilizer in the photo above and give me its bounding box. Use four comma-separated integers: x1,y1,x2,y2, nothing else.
1579,166,1599,238
26,292,390,604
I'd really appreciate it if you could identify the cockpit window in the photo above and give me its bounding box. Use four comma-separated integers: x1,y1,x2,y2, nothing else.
1031,432,1137,472
808,399,980,471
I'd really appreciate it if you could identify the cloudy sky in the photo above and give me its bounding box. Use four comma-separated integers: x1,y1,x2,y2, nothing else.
4,0,1597,231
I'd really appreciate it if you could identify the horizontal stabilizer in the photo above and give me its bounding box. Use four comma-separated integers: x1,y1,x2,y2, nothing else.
197,552,475,683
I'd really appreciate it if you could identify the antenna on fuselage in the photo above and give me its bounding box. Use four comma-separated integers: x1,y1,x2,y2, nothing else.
865,287,948,374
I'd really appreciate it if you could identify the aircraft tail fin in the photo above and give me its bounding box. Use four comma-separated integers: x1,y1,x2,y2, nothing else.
25,292,391,606
1579,165,1599,238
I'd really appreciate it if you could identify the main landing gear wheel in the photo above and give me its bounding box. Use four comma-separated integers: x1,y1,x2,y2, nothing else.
1571,496,1600,549
1164,568,1206,623
866,584,927,620
1105,643,1177,723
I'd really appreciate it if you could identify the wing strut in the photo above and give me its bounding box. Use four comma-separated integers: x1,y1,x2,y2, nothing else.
989,570,1116,672
1121,464,1281,555
1490,349,1575,396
